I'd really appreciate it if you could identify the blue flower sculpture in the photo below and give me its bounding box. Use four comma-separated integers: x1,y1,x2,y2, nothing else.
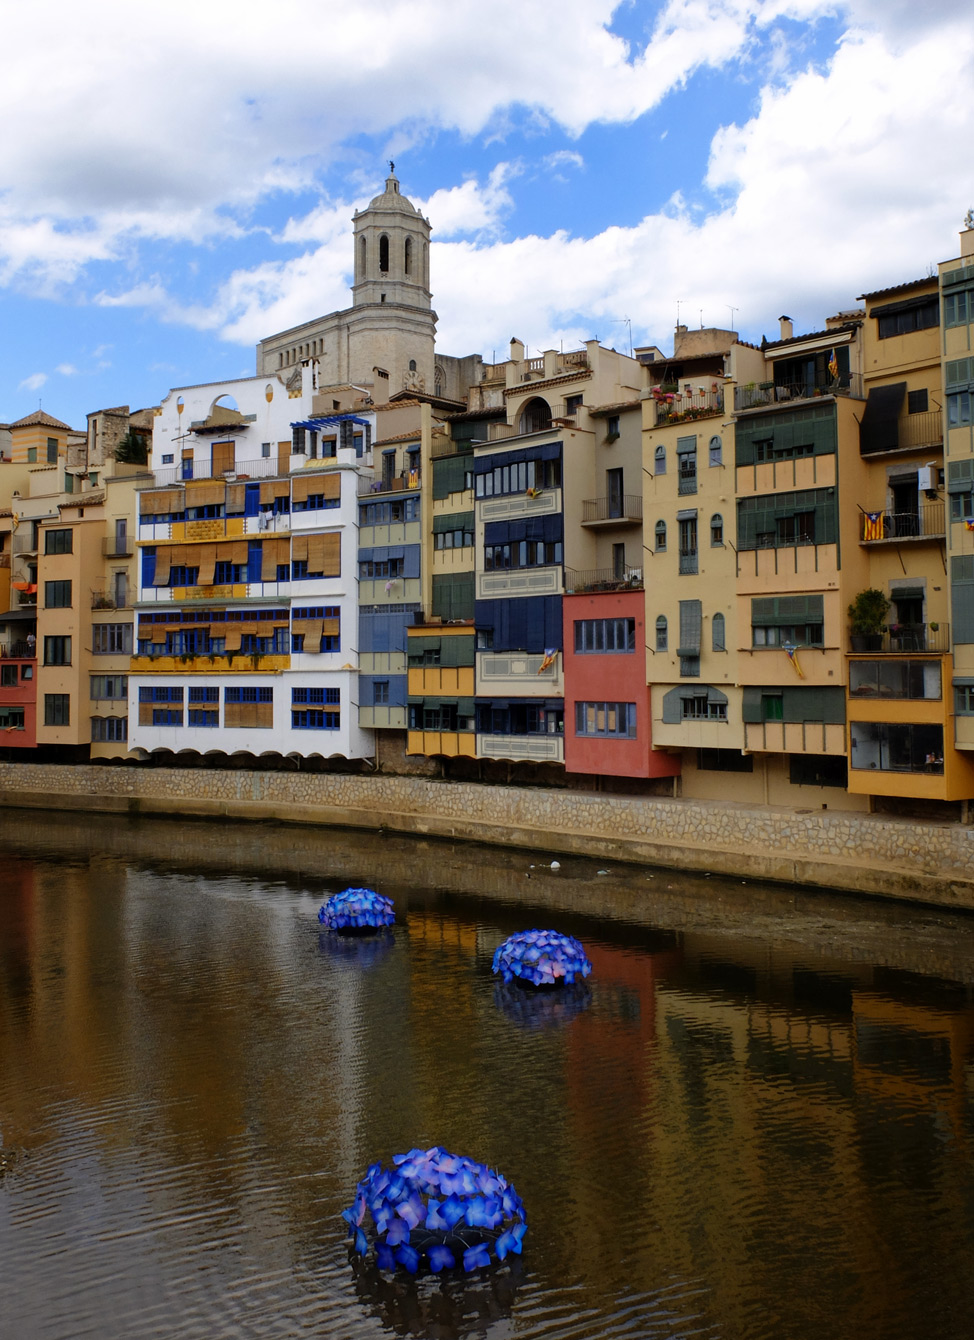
318,887,395,933
343,1146,527,1274
491,928,592,988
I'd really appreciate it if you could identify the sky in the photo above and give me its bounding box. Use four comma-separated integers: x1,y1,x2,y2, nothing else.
1,0,972,429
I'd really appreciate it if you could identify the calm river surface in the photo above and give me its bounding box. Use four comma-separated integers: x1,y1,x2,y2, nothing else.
2,809,974,1339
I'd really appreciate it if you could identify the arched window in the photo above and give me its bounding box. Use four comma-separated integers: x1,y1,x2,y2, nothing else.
712,612,726,651
404,236,412,275
359,235,367,278
434,365,445,397
379,234,389,273
408,359,417,372
711,513,724,546
655,444,667,475
656,616,668,652
655,520,666,551
518,397,551,434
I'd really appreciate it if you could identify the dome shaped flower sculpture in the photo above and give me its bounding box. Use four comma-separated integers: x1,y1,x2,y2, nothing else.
343,1147,527,1274
491,928,592,988
318,887,395,933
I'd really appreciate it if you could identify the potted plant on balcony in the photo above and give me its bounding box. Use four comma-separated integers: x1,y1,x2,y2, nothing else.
848,588,890,652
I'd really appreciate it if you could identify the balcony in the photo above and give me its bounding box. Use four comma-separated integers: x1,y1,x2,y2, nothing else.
735,374,864,412
477,733,564,764
678,548,698,575
358,469,421,496
91,591,131,610
652,388,723,426
103,535,133,557
848,623,950,654
859,502,945,543
581,494,642,527
0,643,35,659
898,410,943,451
565,566,643,594
137,456,289,489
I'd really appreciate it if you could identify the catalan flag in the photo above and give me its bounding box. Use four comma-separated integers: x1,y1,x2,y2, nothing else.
537,648,558,674
784,642,805,679
863,511,884,541
828,348,839,380
966,518,974,532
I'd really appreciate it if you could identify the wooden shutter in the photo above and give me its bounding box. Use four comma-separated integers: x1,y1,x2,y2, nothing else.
260,479,289,504
261,537,287,581
226,482,247,512
293,619,322,653
291,534,308,563
140,488,183,516
196,544,217,585
153,546,172,586
322,615,340,637
211,441,235,475
309,531,340,575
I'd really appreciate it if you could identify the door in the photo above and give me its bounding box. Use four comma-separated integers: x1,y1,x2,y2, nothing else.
211,440,235,476
607,467,624,519
890,475,919,537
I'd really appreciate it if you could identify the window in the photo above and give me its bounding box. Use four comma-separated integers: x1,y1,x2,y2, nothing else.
876,298,939,339
45,529,72,555
189,686,219,703
755,439,813,463
161,454,174,464
291,685,340,729
90,674,127,700
93,623,132,654
677,438,697,494
775,512,815,546
261,442,272,458
47,437,58,464
850,721,944,773
374,681,390,705
44,694,70,726
168,566,199,587
789,755,848,788
655,520,667,552
483,539,562,571
213,562,245,584
360,557,404,579
91,716,127,742
565,394,583,416
751,595,824,648
698,748,753,773
682,694,727,721
654,445,666,475
850,660,941,700
225,686,273,703
574,701,637,738
712,612,726,652
379,234,389,272
948,392,972,427
188,708,219,727
656,616,667,652
956,684,974,714
474,457,561,499
708,435,722,467
762,694,784,721
908,389,929,414
945,290,972,328
710,513,723,546
607,415,620,437
574,618,636,653
27,447,37,464
0,707,24,730
434,526,474,550
678,516,697,573
44,636,71,665
44,580,72,608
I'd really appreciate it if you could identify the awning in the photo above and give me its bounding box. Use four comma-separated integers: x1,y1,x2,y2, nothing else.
859,382,906,454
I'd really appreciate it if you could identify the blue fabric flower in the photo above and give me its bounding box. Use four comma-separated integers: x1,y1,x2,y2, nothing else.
492,929,592,987
462,1242,492,1272
318,887,395,931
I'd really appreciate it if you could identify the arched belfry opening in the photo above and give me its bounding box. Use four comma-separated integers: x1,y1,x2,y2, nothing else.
379,234,389,274
519,397,552,434
404,236,412,276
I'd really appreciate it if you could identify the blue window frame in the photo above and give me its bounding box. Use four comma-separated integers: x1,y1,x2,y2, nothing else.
574,701,637,737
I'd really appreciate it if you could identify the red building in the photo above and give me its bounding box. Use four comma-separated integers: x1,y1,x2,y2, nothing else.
0,643,37,748
562,589,680,781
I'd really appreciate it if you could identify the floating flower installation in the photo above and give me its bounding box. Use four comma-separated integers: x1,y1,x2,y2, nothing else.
491,929,592,988
343,1146,527,1274
318,887,395,934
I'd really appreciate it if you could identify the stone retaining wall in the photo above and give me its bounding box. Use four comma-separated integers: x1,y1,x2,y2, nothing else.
1,761,972,909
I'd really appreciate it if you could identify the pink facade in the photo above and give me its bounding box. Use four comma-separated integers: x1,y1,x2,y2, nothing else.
562,591,680,781
0,655,37,748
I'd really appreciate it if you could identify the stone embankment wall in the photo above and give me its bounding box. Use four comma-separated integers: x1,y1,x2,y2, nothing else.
0,761,972,909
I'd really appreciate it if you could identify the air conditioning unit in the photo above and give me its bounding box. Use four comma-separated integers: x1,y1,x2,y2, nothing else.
917,465,936,493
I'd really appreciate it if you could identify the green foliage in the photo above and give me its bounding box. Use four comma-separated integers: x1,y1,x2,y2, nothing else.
848,588,890,635
114,430,148,465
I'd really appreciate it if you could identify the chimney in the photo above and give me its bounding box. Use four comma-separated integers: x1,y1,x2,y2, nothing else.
779,315,794,340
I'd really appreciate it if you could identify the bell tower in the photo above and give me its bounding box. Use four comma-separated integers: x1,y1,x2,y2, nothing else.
352,164,432,311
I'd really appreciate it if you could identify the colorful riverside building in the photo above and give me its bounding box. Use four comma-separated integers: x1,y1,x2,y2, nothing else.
129,373,377,763
0,409,147,759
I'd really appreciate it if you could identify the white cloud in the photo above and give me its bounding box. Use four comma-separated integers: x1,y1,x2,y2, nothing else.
544,151,585,173
55,363,78,376
417,164,519,239
19,372,48,391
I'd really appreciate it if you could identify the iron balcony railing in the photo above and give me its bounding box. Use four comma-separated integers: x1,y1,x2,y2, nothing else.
678,549,699,574
859,502,945,542
91,591,131,610
565,566,643,594
581,494,643,524
735,373,864,411
103,535,133,557
898,410,943,451
652,388,723,426
0,642,35,659
358,469,421,496
849,622,950,654
136,456,286,488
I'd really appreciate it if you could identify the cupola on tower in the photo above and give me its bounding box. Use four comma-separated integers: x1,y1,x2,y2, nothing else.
352,165,431,312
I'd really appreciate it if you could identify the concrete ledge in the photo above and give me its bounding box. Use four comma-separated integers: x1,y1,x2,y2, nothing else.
1,761,973,909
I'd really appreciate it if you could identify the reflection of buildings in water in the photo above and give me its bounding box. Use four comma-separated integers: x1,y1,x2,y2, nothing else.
348,1250,523,1340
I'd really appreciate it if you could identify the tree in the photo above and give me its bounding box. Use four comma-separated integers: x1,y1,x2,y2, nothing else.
114,430,148,465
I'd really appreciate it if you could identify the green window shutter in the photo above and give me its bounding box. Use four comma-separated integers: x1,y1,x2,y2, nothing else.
678,600,702,655
661,686,683,724
741,687,762,723
433,510,474,533
431,571,475,621
432,456,472,500
948,459,974,493
952,555,974,644
780,686,845,723
946,358,974,390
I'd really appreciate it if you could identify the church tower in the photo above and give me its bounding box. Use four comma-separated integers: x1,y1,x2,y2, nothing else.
352,166,432,311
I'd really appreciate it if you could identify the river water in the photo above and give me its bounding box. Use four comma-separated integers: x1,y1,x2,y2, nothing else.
2,809,974,1340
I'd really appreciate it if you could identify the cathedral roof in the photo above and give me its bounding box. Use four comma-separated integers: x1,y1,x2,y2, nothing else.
368,167,420,216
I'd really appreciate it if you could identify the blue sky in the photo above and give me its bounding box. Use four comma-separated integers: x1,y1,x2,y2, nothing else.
1,0,972,428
